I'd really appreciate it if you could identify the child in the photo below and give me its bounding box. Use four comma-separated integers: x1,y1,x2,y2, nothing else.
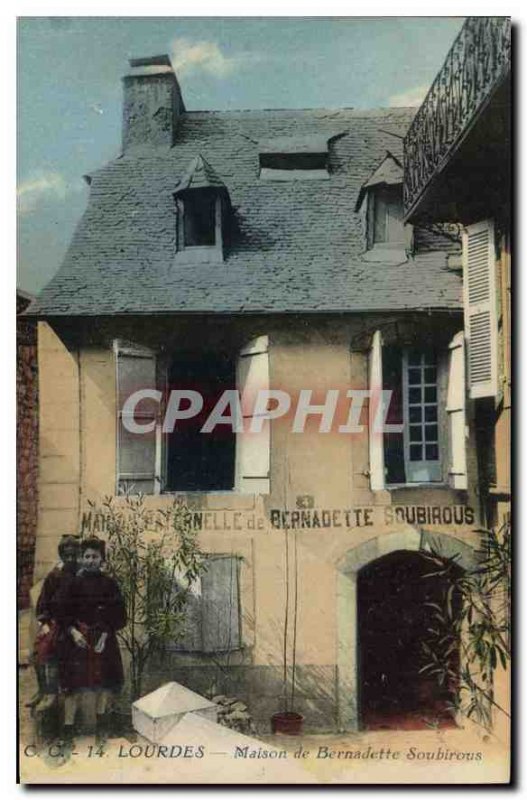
57,537,126,745
29,535,79,713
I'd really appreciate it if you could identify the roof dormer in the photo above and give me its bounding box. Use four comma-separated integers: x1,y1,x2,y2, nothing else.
356,152,412,263
258,134,333,181
174,155,229,264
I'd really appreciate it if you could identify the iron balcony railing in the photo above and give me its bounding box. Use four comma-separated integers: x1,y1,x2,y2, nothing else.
404,17,511,218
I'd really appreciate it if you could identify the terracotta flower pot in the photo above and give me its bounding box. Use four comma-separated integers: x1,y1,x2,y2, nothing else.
270,711,304,735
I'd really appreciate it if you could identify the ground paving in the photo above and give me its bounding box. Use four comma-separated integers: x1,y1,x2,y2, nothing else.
18,666,509,784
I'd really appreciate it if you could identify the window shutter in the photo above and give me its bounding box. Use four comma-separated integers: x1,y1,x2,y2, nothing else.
236,335,270,494
463,220,498,398
202,556,241,653
369,330,385,491
114,340,160,495
446,331,468,490
172,556,241,653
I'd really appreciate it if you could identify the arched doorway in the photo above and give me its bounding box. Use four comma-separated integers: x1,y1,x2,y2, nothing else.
358,549,462,731
336,530,476,732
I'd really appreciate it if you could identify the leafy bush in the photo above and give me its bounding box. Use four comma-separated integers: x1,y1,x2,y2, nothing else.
419,520,511,730
88,496,204,700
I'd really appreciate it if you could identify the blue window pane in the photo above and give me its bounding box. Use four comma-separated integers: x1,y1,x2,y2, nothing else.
425,444,439,461
409,387,421,404
410,444,422,461
424,386,437,403
408,368,421,385
409,406,422,423
409,425,422,442
424,405,438,422
425,424,438,442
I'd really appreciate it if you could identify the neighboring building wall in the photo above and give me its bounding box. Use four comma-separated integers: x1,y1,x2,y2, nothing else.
33,323,81,581
493,231,511,526
490,230,511,745
17,295,38,609
35,314,483,731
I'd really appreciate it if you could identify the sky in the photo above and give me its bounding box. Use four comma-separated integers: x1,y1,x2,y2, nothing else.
17,16,465,295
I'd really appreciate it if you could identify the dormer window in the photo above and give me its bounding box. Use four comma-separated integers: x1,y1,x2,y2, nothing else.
174,154,228,264
356,151,411,262
258,134,338,181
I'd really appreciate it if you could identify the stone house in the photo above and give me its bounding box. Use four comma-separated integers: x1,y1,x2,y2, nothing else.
26,54,484,732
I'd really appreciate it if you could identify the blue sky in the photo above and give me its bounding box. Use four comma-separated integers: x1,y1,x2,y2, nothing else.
17,16,465,294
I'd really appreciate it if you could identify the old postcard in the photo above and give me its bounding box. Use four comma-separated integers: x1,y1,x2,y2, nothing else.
17,16,511,784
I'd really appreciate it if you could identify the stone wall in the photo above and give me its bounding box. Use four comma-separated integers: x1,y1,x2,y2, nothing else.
17,296,38,608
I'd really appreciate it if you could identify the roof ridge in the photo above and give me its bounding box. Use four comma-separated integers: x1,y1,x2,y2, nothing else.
181,106,416,116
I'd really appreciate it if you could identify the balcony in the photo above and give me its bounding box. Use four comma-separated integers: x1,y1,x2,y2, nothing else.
404,17,511,225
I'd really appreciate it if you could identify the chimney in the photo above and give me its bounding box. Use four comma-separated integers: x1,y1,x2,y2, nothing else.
122,55,185,150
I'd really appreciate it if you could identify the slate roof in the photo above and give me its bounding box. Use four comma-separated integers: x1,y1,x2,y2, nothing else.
28,107,462,317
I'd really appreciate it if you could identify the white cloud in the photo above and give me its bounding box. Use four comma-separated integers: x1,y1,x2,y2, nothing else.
389,84,428,108
17,171,68,215
169,38,238,78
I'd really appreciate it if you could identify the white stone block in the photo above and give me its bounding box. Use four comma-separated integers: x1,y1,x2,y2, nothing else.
132,682,218,744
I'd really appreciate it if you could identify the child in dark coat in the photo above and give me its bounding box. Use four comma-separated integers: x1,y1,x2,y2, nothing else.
30,535,79,712
57,537,126,743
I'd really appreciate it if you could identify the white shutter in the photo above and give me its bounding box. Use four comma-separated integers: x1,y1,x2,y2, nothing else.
235,336,270,494
446,331,468,490
369,330,385,491
202,556,241,653
114,340,161,495
172,555,241,653
463,220,498,398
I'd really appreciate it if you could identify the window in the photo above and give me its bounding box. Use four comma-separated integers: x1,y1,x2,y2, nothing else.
183,193,216,247
172,555,242,654
165,353,236,492
174,152,228,262
402,349,441,482
372,186,405,247
176,191,223,262
355,153,411,259
382,346,441,485
368,330,467,490
258,135,331,181
259,151,328,181
115,337,270,495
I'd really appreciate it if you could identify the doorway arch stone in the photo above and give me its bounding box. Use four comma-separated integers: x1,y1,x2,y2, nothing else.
336,529,476,731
